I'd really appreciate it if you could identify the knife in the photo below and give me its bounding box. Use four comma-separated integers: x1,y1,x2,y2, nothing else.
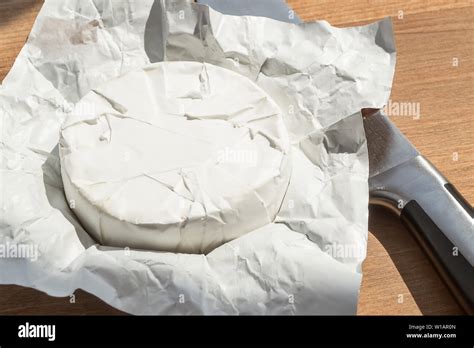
197,0,474,314
363,109,473,314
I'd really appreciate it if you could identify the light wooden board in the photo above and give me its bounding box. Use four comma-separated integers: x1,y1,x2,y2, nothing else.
1,0,472,315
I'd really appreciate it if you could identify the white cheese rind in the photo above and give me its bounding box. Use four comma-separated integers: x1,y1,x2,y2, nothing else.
60,62,291,253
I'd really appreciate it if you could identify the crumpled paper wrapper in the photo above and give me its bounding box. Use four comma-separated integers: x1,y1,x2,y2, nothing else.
0,0,395,314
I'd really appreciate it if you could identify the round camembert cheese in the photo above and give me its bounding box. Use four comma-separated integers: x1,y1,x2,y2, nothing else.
60,62,291,254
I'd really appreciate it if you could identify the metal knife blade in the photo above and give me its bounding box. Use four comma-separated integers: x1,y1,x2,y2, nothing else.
363,110,419,178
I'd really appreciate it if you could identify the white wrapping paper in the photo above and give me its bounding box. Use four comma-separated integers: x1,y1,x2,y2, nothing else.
0,0,396,314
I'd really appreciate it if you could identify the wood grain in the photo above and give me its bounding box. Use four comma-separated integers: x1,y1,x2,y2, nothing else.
0,0,472,315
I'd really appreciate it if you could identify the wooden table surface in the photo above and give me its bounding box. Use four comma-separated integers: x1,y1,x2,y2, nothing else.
0,0,472,315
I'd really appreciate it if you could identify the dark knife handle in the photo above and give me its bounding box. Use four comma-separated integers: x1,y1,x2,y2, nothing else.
401,198,474,314
370,155,474,314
